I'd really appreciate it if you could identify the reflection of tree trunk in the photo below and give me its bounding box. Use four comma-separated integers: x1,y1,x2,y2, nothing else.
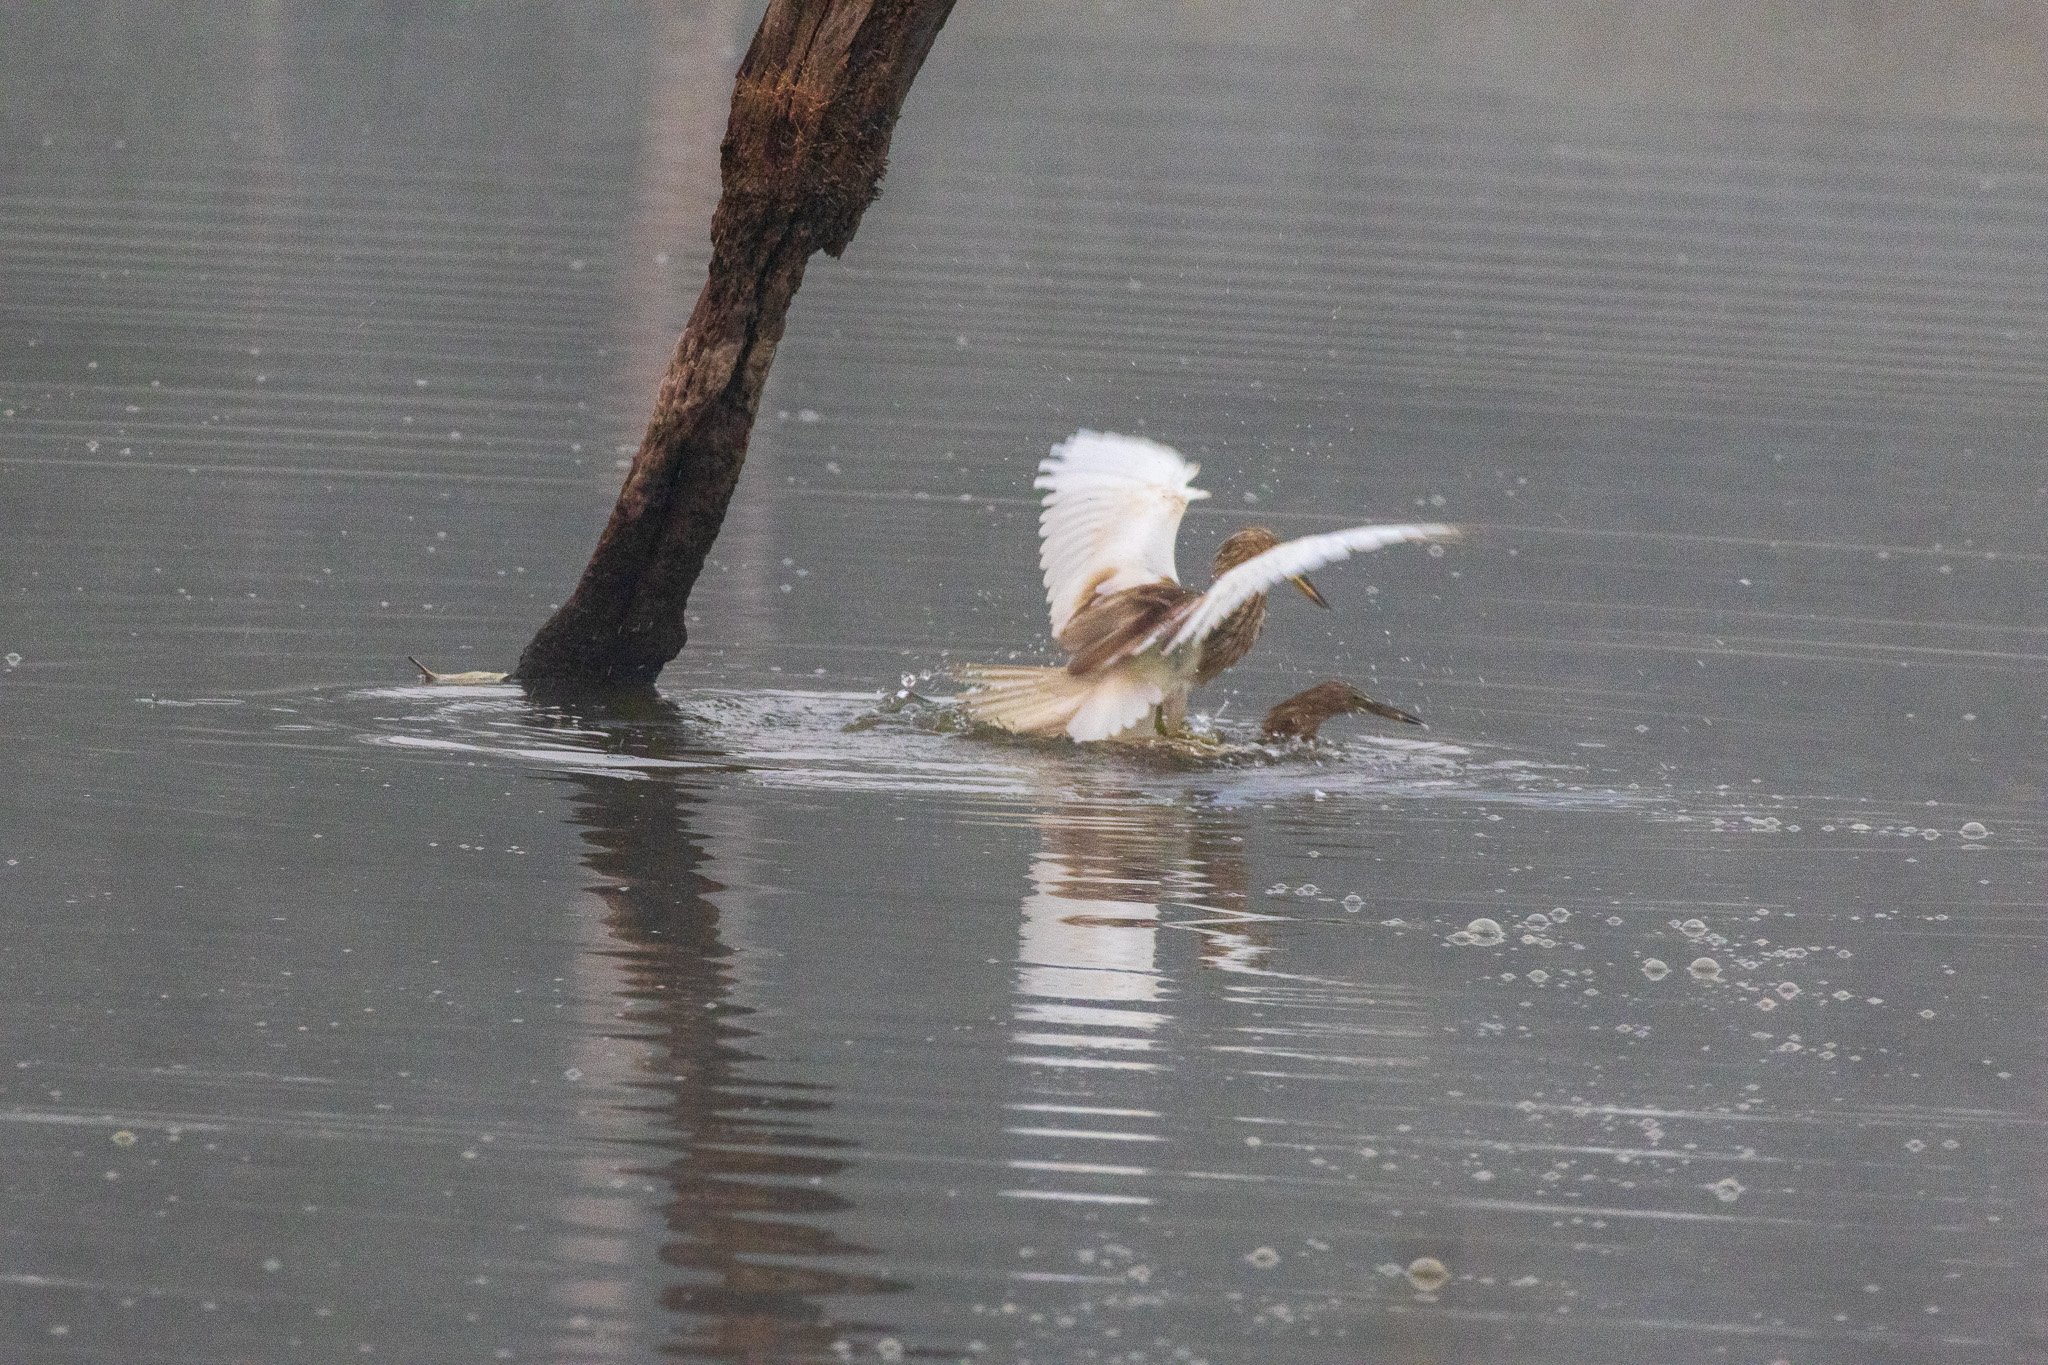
548,695,903,1361
516,0,956,687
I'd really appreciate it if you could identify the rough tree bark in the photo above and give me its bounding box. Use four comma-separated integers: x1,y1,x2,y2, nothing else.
515,0,957,687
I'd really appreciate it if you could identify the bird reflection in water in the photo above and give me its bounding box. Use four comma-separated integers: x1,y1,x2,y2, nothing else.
1006,787,1272,1212
535,691,905,1363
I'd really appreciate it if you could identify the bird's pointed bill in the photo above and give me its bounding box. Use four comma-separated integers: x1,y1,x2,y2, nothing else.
1357,697,1424,726
1289,574,1330,608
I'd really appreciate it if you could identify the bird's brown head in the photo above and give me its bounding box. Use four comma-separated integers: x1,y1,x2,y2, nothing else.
1261,680,1423,742
1215,525,1330,607
1214,525,1280,573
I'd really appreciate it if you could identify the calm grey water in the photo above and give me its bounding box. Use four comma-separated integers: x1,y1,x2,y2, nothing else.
4,5,2046,1363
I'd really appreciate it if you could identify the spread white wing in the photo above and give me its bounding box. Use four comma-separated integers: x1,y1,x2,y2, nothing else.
1157,522,1458,654
1035,430,1209,636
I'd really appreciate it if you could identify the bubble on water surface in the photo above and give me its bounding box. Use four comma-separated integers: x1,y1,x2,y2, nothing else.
1245,1246,1280,1269
1688,957,1723,981
1708,1177,1744,1202
1958,821,1989,840
1640,958,1670,981
1405,1256,1451,1292
3,653,18,668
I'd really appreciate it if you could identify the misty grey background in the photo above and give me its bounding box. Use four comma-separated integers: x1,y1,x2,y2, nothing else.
3,3,2044,1362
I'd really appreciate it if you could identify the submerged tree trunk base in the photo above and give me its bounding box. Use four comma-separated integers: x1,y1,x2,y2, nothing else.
514,0,956,688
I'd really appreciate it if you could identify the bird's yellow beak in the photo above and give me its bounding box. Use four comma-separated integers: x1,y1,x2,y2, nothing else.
1289,574,1330,608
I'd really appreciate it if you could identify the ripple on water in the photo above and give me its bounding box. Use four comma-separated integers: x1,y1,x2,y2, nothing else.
336,684,1641,814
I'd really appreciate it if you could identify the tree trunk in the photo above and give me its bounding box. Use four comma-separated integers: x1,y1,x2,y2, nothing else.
515,0,957,687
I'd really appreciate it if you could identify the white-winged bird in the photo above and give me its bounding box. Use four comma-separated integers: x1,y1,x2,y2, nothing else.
957,431,1455,742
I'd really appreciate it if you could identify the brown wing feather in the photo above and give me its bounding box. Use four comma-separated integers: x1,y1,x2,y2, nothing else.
1059,581,1197,676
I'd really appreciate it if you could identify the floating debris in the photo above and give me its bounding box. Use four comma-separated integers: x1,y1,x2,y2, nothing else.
407,656,509,685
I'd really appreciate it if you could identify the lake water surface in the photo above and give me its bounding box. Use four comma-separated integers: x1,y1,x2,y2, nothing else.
3,4,2045,1362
